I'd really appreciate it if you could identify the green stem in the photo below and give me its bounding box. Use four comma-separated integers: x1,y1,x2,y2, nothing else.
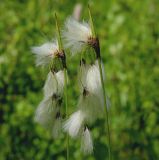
64,68,69,160
88,5,111,159
98,58,111,160
55,13,69,160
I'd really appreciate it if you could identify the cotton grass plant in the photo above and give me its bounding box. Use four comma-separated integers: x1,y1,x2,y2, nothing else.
32,39,65,138
31,5,111,160
31,13,69,159
63,5,111,158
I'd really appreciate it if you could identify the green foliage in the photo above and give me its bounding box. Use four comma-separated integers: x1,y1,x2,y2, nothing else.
0,0,159,159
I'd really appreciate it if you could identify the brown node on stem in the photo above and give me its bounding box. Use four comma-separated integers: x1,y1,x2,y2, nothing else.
50,66,58,74
88,37,100,58
83,88,89,97
55,111,61,119
57,50,67,69
58,97,63,105
84,125,87,131
80,58,86,66
52,94,63,105
52,93,58,100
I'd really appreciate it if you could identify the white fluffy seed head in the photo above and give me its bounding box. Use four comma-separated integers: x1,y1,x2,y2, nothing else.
63,110,85,138
78,62,90,92
81,127,93,155
76,60,106,123
86,60,105,95
78,94,104,124
78,60,105,95
52,118,61,138
56,70,65,93
44,70,64,98
62,17,92,55
87,63,101,93
34,97,56,128
31,41,59,67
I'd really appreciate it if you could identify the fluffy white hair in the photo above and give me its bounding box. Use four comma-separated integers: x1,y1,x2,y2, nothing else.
77,60,105,123
78,62,90,92
63,110,85,138
86,60,103,94
78,94,104,124
44,70,64,98
81,127,93,154
31,41,58,66
78,60,105,95
62,17,92,55
34,97,57,128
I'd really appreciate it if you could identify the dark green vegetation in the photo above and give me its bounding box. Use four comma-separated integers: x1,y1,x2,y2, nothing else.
0,0,159,159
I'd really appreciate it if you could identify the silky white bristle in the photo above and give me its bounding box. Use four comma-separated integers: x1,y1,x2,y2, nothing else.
44,70,64,98
78,60,105,95
63,110,85,138
81,127,93,155
76,60,105,123
86,60,105,95
62,17,92,55
78,94,104,124
78,62,90,92
34,97,56,128
31,41,58,66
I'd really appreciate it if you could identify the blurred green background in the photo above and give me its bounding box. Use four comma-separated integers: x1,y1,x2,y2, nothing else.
0,0,159,159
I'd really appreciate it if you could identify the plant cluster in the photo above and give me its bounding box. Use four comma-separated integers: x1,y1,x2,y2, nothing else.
31,6,111,159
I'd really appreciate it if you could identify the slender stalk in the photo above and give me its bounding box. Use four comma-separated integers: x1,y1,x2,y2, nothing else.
88,5,111,160
98,58,111,160
55,12,69,160
64,68,69,160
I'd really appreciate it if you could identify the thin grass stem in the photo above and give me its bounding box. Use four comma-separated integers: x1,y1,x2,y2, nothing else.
98,58,111,160
88,5,111,160
54,12,69,160
64,68,69,160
